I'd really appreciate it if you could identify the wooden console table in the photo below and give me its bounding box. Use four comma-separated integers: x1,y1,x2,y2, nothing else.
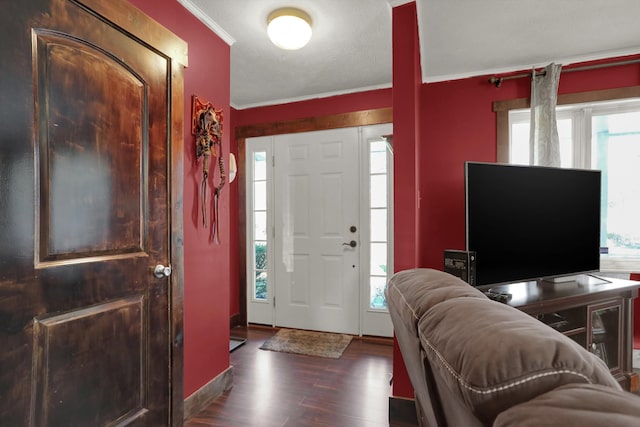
482,275,640,391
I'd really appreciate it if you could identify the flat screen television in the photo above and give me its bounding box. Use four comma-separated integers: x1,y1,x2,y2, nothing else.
465,162,601,286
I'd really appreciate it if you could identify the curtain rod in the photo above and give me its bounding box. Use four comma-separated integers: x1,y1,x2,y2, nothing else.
488,57,640,87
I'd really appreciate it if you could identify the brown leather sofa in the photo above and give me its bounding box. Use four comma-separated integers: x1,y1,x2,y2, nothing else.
386,268,640,427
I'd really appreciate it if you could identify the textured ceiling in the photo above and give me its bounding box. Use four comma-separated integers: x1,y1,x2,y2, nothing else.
181,0,640,109
418,0,640,82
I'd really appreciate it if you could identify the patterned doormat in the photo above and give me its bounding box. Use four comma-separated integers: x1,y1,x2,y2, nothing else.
260,328,353,359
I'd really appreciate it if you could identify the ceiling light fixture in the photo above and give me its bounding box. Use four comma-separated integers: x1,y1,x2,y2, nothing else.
267,8,312,50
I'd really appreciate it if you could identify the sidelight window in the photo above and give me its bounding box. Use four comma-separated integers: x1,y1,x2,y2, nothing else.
251,151,268,300
368,137,393,309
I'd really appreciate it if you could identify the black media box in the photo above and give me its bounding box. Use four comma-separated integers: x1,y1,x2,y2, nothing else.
443,249,476,286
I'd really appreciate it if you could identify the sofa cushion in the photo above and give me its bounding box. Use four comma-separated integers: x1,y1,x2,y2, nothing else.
385,268,486,333
493,383,640,427
418,297,620,424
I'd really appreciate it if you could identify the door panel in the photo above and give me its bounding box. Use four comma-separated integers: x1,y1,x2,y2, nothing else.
274,128,360,334
35,31,146,261
32,297,146,426
0,0,178,425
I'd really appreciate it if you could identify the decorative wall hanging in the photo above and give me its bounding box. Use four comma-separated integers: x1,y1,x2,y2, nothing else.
192,95,225,243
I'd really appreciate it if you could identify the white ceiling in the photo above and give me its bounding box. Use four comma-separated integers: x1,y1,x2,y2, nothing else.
180,0,640,110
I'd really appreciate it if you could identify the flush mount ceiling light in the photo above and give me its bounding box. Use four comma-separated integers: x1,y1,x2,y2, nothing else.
267,7,312,50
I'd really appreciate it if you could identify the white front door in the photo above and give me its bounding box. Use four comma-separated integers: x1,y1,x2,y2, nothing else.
246,124,394,337
273,128,360,334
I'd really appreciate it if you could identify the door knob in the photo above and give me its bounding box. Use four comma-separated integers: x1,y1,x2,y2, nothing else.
342,240,357,248
154,264,172,278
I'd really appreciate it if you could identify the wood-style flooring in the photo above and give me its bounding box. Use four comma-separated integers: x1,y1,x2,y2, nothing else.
184,327,417,427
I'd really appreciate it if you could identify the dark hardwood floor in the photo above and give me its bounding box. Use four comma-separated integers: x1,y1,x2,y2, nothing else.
184,326,418,427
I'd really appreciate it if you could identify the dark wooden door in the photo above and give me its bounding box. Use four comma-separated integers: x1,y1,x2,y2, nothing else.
0,0,185,425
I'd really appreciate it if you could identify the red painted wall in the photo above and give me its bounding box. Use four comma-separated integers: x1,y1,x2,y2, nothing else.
390,1,422,398
418,77,526,270
418,59,640,271
128,0,231,398
392,2,421,273
233,89,391,127
228,109,240,319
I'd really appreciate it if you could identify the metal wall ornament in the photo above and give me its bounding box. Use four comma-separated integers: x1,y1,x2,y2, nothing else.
192,95,225,243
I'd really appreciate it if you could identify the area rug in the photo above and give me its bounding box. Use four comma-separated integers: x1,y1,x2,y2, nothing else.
260,328,353,359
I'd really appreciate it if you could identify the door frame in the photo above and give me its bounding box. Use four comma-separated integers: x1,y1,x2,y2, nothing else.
81,1,188,424
235,108,392,329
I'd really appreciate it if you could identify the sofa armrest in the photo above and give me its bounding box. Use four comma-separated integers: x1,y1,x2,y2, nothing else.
418,297,620,424
385,269,487,426
386,268,486,335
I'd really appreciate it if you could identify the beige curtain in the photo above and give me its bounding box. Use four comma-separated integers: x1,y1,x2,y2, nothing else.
529,63,562,166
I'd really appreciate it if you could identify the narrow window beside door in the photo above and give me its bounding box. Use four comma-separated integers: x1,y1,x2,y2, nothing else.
252,151,268,300
369,138,390,309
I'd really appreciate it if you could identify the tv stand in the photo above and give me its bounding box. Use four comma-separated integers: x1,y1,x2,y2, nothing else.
538,274,611,285
480,276,640,391
540,274,580,284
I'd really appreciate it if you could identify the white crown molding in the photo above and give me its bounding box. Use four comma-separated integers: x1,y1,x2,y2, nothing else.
177,0,235,46
422,47,640,84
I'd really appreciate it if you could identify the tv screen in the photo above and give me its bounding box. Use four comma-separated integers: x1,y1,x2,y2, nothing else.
465,162,601,286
